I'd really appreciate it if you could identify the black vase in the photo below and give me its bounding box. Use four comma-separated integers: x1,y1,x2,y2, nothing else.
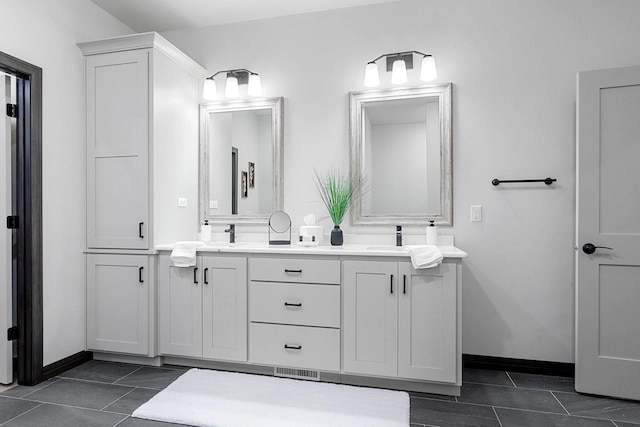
330,225,343,246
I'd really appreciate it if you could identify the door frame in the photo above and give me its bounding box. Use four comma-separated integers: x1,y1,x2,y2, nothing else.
0,51,43,386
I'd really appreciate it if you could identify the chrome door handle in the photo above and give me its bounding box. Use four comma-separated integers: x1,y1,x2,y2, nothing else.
582,243,613,254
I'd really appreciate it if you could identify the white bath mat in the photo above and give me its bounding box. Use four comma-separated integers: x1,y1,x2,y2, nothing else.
132,368,409,427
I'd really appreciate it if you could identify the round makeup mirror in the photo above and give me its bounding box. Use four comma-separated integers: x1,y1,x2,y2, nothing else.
269,211,291,245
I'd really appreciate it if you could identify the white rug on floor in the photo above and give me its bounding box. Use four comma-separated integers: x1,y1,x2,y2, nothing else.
132,368,409,427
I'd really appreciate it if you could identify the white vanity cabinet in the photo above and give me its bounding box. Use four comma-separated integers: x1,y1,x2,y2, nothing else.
343,260,459,384
158,254,247,362
79,32,205,249
248,257,341,371
86,254,152,355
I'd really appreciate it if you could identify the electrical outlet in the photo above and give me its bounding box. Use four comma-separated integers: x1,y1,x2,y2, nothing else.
471,205,482,222
178,197,188,208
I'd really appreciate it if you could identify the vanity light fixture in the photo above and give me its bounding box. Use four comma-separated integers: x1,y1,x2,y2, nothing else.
364,51,437,87
203,68,262,100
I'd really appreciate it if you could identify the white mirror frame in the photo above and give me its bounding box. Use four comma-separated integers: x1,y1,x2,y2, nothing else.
199,97,284,224
349,84,452,225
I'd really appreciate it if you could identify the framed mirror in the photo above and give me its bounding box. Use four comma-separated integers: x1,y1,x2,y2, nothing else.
349,84,452,225
200,97,283,224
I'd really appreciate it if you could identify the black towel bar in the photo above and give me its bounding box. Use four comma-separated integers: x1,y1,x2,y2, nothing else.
492,177,556,186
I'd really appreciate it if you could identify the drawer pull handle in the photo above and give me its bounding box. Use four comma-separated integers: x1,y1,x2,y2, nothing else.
204,268,209,285
194,267,198,284
139,222,144,238
284,302,302,307
390,274,394,294
284,344,302,350
403,274,407,294
284,269,302,274
139,267,144,283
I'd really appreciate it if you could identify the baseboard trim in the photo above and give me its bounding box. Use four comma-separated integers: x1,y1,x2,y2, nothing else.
42,351,93,380
463,354,574,377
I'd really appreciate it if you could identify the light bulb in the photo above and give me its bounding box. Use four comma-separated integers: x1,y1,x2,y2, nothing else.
391,59,407,84
420,55,437,81
203,78,216,100
225,74,239,98
364,62,380,87
248,73,262,96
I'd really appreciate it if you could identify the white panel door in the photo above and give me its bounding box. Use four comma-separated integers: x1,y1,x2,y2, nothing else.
0,74,12,384
86,254,149,355
202,256,247,362
343,260,398,377
398,262,456,383
576,65,640,400
158,255,202,358
86,50,149,249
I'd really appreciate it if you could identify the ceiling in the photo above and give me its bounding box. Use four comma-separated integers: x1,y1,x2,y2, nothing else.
89,0,401,32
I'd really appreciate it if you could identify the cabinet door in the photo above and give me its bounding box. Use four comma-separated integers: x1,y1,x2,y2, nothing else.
86,254,149,354
343,260,398,377
202,256,247,362
398,262,457,382
86,49,149,249
158,256,202,357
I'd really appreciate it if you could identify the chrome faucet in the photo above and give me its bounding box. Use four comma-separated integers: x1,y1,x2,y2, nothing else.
225,224,236,243
396,225,402,247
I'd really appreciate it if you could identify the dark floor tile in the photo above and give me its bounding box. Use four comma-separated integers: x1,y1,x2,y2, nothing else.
59,360,141,384
25,378,133,410
410,397,501,426
463,368,513,386
103,388,159,414
509,372,576,393
409,390,456,401
117,417,191,426
0,397,41,424
3,403,126,427
0,378,60,398
115,367,184,390
457,383,566,413
495,407,617,427
555,392,640,424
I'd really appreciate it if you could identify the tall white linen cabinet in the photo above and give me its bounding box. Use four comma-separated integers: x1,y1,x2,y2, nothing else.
78,33,206,356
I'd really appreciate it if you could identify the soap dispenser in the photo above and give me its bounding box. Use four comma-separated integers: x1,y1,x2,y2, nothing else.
200,219,211,243
426,220,438,245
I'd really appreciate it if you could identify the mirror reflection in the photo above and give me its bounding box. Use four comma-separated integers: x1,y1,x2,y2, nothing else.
200,97,283,223
350,84,452,225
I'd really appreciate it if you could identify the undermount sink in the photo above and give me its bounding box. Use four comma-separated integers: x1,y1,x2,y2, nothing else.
365,245,407,251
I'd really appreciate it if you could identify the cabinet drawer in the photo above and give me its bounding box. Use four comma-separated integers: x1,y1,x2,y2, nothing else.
249,323,340,371
250,258,340,284
250,282,340,328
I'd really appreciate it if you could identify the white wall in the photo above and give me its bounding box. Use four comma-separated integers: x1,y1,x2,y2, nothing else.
0,0,132,365
163,0,640,363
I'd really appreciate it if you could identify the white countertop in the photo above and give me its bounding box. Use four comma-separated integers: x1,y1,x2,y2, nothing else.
156,242,467,258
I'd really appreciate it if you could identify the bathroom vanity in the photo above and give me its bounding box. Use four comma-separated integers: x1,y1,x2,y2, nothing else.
87,244,466,396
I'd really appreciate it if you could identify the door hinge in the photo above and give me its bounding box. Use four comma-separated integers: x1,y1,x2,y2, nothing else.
7,326,18,341
6,216,18,229
6,103,17,118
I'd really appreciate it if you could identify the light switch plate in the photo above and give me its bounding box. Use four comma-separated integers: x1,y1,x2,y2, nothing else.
471,205,482,222
210,200,218,209
178,197,188,208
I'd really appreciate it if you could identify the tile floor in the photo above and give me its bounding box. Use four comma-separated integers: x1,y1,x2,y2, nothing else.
0,360,639,426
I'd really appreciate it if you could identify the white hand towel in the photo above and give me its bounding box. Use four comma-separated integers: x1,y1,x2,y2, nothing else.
170,241,205,267
406,245,443,269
